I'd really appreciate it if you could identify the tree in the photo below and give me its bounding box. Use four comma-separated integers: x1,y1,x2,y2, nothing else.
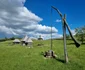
75,26,85,44
5,37,8,40
10,37,15,40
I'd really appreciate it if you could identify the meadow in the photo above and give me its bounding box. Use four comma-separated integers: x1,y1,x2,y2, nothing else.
0,40,85,70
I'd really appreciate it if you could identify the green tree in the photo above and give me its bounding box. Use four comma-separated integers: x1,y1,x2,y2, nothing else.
10,37,15,40
75,26,85,44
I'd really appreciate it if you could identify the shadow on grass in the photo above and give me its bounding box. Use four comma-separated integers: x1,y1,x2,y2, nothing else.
82,43,85,45
67,42,85,45
54,57,65,63
67,43,75,45
40,52,65,63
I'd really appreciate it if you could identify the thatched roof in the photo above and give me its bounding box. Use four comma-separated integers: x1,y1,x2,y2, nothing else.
21,35,33,43
13,39,20,42
26,38,33,43
21,35,28,42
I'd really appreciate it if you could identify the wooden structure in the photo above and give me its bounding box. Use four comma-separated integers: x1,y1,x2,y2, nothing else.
13,39,20,44
51,6,80,63
21,35,33,46
38,35,43,40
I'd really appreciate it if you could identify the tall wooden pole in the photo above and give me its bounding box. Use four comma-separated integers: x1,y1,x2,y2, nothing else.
63,14,68,63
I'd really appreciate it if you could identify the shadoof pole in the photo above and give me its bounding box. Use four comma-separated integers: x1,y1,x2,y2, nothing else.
62,14,68,63
51,6,80,63
51,6,68,63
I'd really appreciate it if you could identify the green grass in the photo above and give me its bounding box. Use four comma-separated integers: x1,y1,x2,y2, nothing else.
0,40,85,70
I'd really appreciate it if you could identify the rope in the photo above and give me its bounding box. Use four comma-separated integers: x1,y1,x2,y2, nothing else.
50,7,53,51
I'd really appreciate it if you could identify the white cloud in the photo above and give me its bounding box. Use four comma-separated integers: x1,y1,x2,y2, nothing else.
0,0,62,39
56,19,61,23
36,24,58,34
34,33,63,40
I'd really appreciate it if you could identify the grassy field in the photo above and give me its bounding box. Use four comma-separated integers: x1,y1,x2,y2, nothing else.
0,40,85,70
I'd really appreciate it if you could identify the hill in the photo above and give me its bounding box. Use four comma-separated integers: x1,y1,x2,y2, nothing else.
0,40,85,70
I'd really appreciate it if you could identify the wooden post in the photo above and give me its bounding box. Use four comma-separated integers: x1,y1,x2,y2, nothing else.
63,14,68,63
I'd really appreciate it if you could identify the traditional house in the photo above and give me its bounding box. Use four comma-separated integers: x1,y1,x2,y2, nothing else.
25,38,33,46
21,35,28,46
38,35,43,40
21,35,33,46
13,39,20,44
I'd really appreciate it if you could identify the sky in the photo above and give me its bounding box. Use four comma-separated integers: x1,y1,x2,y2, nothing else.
0,0,85,39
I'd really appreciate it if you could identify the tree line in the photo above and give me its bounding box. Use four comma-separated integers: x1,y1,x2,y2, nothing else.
0,37,15,42
0,37,21,42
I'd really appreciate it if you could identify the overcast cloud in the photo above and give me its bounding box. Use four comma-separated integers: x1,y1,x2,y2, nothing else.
0,0,62,39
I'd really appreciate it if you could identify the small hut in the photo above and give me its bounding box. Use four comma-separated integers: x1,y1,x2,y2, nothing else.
38,35,43,40
21,35,28,42
21,35,33,46
13,39,20,44
37,35,43,46
25,38,33,46
21,35,28,46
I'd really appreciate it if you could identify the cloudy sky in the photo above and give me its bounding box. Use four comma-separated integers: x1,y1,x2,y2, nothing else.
0,0,85,39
